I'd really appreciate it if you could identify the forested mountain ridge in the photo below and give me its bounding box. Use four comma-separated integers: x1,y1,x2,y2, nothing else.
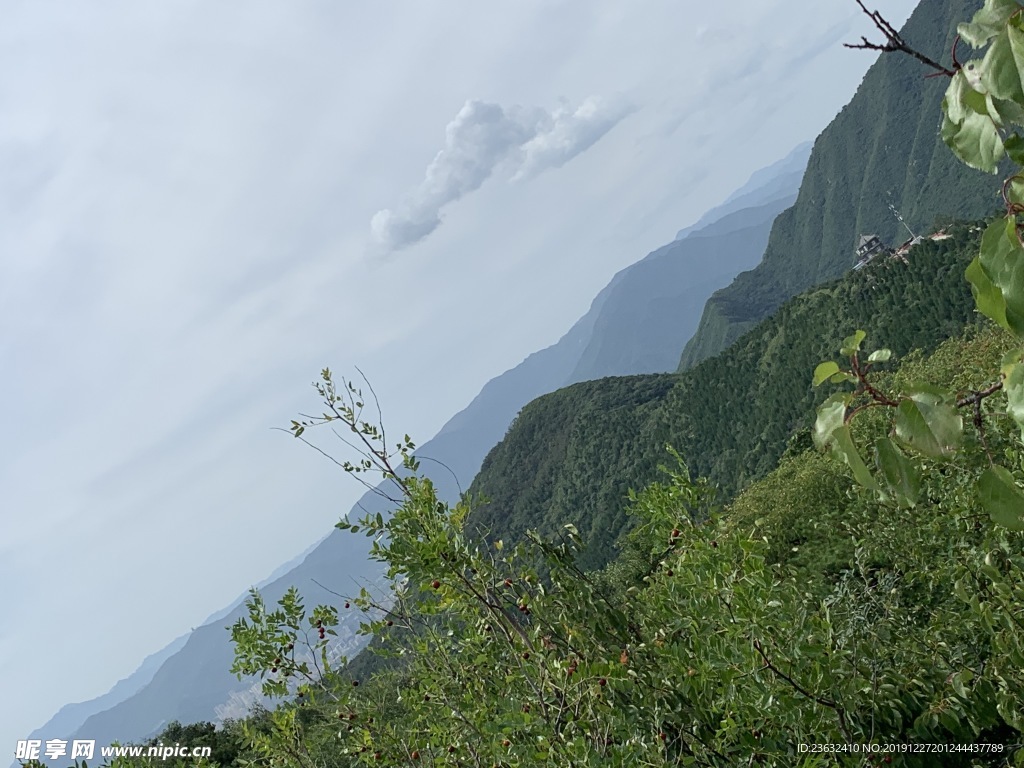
469,224,984,569
677,0,1005,371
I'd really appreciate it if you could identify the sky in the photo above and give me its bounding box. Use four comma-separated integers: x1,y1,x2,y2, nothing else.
0,0,919,753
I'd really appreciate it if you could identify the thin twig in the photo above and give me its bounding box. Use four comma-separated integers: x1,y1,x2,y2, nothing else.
844,0,957,77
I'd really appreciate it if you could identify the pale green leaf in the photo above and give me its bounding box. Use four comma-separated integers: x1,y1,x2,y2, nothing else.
966,254,1010,330
829,371,858,384
874,437,921,508
894,390,963,458
813,393,848,450
832,426,878,491
942,70,1005,172
867,349,893,363
978,466,1024,530
958,0,1024,48
1005,362,1024,440
813,361,841,386
978,217,1024,336
981,24,1024,103
840,330,867,357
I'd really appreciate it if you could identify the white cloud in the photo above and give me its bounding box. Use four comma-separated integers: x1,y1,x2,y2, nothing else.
371,96,633,251
515,95,634,181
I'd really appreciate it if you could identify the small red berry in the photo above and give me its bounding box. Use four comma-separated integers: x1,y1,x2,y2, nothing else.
431,580,441,589
599,678,607,686
502,739,510,747
411,751,419,760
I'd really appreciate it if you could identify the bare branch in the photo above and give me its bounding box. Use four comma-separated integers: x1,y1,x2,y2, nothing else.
845,0,957,77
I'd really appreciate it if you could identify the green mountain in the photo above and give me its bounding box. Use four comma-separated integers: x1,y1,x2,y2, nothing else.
468,225,983,569
677,0,1003,371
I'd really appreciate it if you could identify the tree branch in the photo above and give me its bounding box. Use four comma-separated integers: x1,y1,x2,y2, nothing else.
844,0,957,77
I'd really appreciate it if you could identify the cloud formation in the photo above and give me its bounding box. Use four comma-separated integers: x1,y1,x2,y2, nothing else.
371,96,632,251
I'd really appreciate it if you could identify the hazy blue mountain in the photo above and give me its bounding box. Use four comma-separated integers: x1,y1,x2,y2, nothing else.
568,196,793,381
673,142,811,242
32,144,808,749
21,633,190,754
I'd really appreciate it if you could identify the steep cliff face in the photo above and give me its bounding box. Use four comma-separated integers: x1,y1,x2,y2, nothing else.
678,0,1001,371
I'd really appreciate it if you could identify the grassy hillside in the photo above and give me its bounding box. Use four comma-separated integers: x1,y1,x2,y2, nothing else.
677,0,1004,370
469,223,984,569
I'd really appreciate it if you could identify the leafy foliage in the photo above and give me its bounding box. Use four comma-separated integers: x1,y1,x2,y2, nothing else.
813,0,1024,533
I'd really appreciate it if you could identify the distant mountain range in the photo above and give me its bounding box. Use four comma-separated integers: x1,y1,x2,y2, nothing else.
25,140,811,752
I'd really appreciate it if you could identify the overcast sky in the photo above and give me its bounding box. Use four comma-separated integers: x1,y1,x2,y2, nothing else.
1,0,919,751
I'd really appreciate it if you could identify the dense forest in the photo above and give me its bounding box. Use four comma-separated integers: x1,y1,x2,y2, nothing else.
469,224,985,569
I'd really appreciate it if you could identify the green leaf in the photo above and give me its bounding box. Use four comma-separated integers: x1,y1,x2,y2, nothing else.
981,23,1024,103
894,390,964,458
1005,362,1024,440
991,96,1024,128
874,437,921,507
813,361,841,386
941,69,1005,173
829,371,857,384
978,217,1024,336
832,426,878,491
1004,132,1024,163
840,330,867,357
958,0,1024,48
978,466,1024,530
867,348,893,363
813,392,849,450
966,254,1010,330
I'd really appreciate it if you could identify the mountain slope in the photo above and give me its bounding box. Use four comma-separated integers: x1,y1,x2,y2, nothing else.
677,0,1003,370
468,224,984,569
35,149,809,747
